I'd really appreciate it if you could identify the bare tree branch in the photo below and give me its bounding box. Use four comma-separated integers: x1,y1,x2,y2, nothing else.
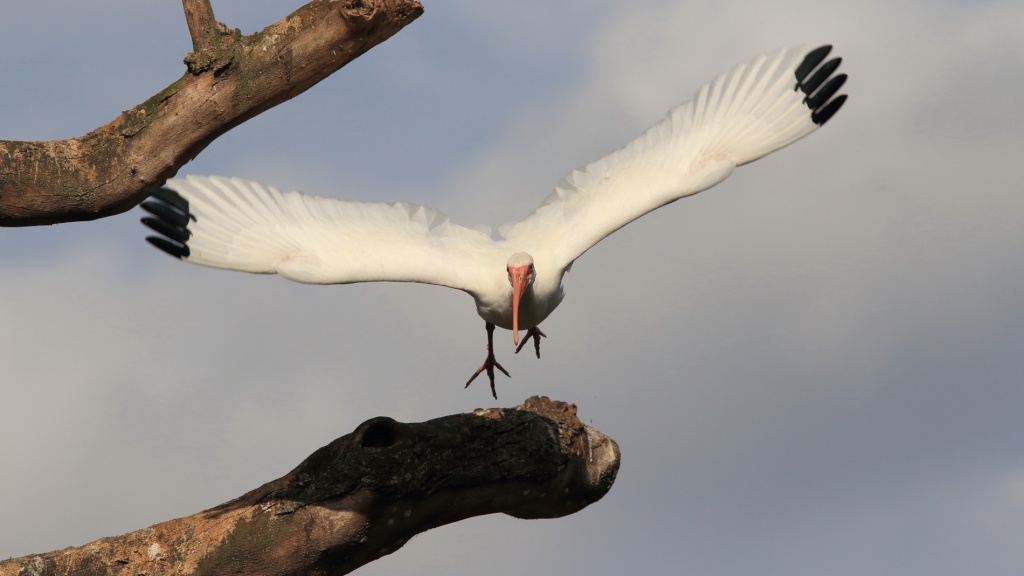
0,397,620,576
182,0,220,52
0,0,424,227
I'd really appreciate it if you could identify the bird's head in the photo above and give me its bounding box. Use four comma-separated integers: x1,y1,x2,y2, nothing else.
506,252,536,346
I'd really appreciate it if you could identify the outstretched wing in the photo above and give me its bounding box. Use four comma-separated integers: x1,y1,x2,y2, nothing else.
500,44,847,270
141,175,501,294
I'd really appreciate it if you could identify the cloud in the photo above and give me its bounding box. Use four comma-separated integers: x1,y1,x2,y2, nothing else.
3,0,1024,574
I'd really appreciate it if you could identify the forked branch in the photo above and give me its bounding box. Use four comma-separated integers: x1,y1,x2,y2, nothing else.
0,0,423,226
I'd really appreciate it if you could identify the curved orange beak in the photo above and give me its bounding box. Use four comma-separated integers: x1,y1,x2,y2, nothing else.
508,265,531,346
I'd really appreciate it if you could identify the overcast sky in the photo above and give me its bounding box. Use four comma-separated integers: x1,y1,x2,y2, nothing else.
2,1,1023,574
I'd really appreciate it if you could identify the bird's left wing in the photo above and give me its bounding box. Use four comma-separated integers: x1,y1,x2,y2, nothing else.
141,175,500,295
500,45,847,271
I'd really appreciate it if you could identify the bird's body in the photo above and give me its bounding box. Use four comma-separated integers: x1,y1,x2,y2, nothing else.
142,44,848,397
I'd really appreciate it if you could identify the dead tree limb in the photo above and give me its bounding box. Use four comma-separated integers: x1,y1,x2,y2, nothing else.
0,396,620,576
182,0,220,53
0,0,423,227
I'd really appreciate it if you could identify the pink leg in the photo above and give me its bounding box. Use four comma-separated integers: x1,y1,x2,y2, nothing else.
465,322,510,399
515,326,547,358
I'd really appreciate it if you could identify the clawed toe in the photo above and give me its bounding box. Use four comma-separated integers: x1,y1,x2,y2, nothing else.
465,356,509,399
515,327,547,358
465,324,547,398
465,322,510,399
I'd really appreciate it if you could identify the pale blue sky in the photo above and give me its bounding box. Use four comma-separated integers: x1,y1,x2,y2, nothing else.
2,1,1023,574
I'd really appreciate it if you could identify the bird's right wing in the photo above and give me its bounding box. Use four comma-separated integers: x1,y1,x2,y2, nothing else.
500,45,847,272
141,175,501,295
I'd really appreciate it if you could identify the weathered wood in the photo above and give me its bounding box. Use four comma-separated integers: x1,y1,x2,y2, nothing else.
0,0,424,226
0,397,620,576
182,0,220,53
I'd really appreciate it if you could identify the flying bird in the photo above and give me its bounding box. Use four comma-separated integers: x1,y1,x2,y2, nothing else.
142,44,848,398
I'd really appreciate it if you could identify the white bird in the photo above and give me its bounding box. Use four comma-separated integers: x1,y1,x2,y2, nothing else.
142,44,847,398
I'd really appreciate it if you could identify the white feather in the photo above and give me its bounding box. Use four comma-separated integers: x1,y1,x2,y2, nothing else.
167,175,505,296
502,45,833,270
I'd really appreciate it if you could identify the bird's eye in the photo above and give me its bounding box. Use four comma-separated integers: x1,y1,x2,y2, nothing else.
528,264,535,272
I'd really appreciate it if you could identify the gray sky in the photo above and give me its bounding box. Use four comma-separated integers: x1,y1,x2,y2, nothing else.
2,1,1023,574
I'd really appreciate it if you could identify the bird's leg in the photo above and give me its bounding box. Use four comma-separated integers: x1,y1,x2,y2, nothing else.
465,322,510,399
515,327,547,358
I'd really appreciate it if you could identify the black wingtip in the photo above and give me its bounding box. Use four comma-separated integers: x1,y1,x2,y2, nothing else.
811,94,847,125
141,216,191,244
146,235,190,259
147,187,190,213
141,186,195,259
794,45,832,82
795,44,848,126
140,199,192,228
804,73,847,111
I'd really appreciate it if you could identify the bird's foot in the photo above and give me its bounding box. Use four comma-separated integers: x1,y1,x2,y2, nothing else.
465,350,510,399
515,327,547,358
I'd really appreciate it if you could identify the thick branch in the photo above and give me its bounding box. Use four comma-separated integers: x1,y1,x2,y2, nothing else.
0,0,424,226
0,397,620,576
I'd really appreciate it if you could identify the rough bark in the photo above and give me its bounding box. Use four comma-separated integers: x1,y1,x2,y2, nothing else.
0,0,424,227
0,396,620,576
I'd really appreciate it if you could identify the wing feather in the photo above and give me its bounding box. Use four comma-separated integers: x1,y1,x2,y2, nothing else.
141,175,501,295
501,45,847,270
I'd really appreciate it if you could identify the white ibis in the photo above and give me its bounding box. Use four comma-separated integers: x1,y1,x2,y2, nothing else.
142,44,847,398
